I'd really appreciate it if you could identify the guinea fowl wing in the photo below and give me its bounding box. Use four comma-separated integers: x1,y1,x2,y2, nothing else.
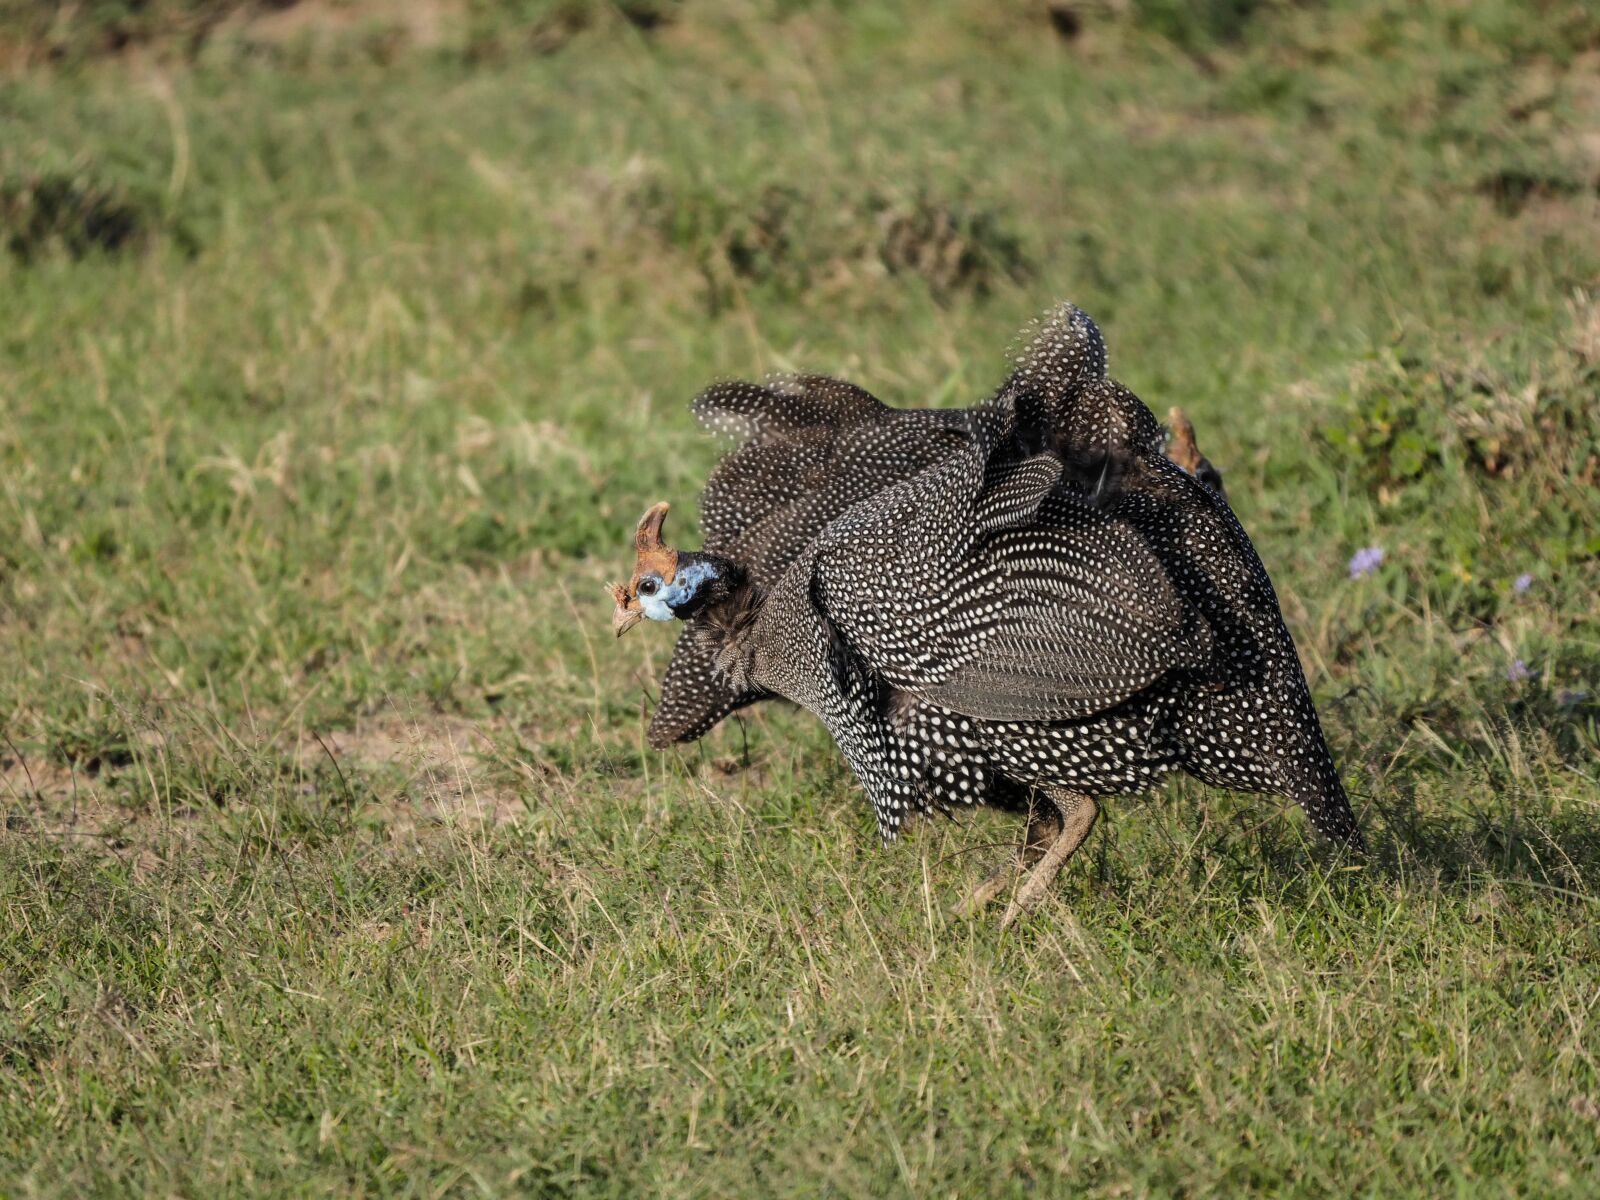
650,635,769,747
692,374,968,575
809,412,1211,723
649,374,969,748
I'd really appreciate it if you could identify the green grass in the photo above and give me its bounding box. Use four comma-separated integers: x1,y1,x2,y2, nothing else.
3,0,1600,1194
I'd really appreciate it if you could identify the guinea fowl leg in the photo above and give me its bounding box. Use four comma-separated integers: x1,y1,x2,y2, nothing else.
954,797,1063,918
999,790,1098,932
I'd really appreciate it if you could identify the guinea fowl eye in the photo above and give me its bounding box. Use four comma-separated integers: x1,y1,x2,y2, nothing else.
639,578,658,597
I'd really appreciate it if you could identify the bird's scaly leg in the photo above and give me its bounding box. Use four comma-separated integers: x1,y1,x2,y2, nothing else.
954,795,1063,918
999,790,1098,932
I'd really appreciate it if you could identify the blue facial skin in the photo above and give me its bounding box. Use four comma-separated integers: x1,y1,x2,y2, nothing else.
638,559,718,621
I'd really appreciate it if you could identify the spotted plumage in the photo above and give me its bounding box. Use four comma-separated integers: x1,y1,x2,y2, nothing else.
613,303,1362,922
649,311,1111,748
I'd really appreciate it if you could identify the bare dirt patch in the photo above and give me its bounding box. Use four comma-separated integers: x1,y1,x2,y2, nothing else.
2,709,531,849
1,750,169,876
233,0,463,54
299,713,529,832
1,752,115,825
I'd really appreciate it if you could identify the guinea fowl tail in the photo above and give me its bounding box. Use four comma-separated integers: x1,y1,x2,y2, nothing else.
1292,734,1366,853
1003,302,1108,448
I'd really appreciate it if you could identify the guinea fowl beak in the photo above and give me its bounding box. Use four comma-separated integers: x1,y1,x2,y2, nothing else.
609,502,677,637
609,580,643,637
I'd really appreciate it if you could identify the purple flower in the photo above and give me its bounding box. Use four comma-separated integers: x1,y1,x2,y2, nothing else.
1506,659,1535,682
1348,546,1385,579
1558,689,1589,707
1513,572,1534,594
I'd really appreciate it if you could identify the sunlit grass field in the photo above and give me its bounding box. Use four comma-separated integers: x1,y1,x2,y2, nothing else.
2,1,1599,1194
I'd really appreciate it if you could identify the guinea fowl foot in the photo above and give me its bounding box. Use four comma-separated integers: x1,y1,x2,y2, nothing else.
998,793,1099,932
954,861,1020,918
954,801,1061,918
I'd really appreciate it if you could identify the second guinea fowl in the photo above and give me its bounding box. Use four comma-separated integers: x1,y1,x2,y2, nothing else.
611,306,1362,926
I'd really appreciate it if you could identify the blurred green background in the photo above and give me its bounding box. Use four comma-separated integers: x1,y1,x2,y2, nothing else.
2,2,1598,1195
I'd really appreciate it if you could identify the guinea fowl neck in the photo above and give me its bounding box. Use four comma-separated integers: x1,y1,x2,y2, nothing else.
688,576,767,692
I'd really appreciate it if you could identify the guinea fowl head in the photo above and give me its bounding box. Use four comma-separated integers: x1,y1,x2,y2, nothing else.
608,503,747,637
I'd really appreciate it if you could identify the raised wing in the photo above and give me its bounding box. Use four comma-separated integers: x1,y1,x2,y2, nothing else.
916,506,1212,720
693,374,969,582
810,421,1210,723
649,634,767,748
649,374,969,748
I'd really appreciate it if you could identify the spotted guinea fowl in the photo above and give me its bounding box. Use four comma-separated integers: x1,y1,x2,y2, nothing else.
646,305,1223,751
612,304,1361,926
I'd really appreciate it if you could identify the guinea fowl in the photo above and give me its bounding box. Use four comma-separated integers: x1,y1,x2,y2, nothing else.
645,305,1224,750
611,304,1362,926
